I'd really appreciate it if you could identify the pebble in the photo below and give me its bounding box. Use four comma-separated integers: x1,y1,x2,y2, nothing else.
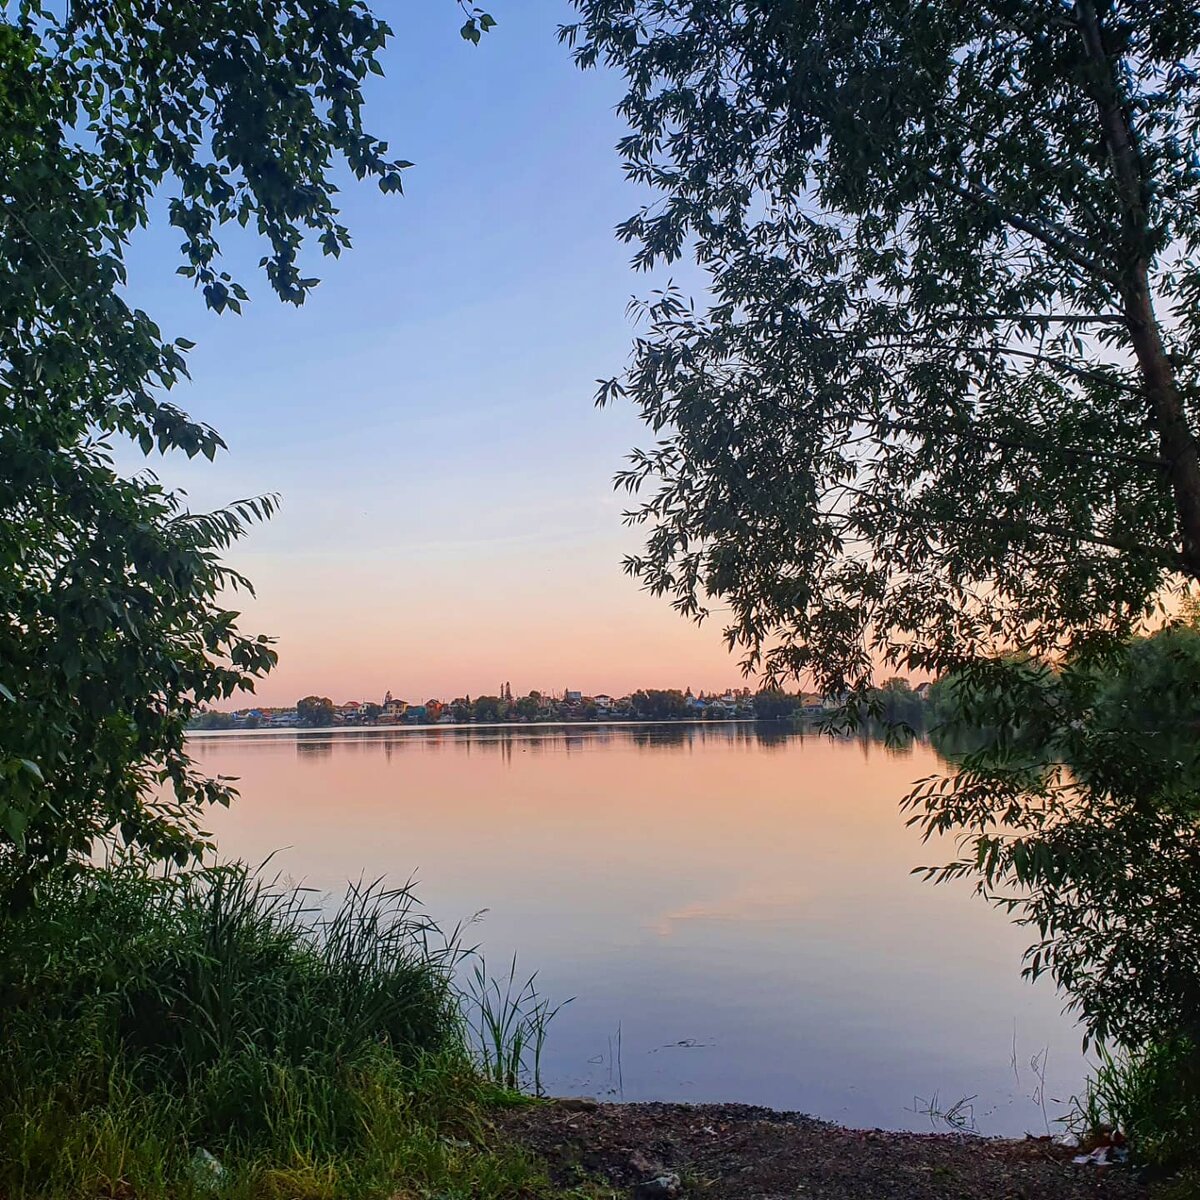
629,1149,664,1177
633,1172,683,1199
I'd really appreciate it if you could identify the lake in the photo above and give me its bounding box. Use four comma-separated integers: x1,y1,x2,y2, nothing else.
192,721,1087,1136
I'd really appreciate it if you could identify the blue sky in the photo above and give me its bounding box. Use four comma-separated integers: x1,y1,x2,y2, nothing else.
127,0,744,706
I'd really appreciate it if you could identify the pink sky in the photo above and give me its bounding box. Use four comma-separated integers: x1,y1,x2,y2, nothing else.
230,538,756,708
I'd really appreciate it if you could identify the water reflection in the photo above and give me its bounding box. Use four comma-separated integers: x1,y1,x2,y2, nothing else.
294,736,334,759
216,720,928,762
192,721,1084,1136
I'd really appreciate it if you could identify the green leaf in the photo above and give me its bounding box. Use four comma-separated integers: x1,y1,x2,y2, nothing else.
1,804,28,848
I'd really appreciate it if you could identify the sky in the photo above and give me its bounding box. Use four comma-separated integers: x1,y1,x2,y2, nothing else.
125,0,748,707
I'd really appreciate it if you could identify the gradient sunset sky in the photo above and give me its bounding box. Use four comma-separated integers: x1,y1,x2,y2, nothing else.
127,1,748,707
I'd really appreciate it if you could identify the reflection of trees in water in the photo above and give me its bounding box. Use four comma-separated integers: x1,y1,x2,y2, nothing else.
750,724,798,750
295,736,333,759
287,720,936,764
856,722,923,760
927,724,992,763
628,721,756,749
628,724,692,749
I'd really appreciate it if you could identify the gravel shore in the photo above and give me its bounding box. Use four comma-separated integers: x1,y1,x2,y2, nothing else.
495,1099,1148,1199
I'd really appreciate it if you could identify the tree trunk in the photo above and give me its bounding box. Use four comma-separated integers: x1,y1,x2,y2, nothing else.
1075,0,1200,581
1121,266,1200,581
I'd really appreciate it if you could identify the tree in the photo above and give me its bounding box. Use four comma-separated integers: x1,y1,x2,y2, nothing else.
190,710,234,732
296,696,335,728
629,689,688,719
873,678,925,728
513,695,539,720
752,689,799,721
563,1,1200,1053
0,0,490,889
911,633,1200,1049
473,695,504,723
563,1,1199,692
1094,624,1200,739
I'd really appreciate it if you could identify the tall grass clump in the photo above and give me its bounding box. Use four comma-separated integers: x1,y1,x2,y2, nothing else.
0,859,558,1200
467,956,570,1096
1072,1038,1200,1181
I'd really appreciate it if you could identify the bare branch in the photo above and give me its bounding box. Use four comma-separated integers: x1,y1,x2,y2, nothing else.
928,170,1119,283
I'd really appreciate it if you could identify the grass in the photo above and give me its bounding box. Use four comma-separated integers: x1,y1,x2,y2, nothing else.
468,956,571,1097
1070,1037,1200,1185
0,859,572,1200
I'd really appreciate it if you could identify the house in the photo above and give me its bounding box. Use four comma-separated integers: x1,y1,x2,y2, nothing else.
232,707,269,727
564,690,583,703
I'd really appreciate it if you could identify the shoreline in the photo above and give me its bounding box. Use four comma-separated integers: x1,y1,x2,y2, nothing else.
184,716,775,738
497,1098,1146,1199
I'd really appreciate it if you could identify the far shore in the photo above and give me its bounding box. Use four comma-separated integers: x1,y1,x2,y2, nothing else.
185,716,768,738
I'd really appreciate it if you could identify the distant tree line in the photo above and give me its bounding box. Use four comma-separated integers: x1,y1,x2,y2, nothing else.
191,681,949,730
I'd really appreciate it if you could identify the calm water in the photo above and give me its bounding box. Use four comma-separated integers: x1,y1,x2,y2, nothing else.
192,722,1087,1135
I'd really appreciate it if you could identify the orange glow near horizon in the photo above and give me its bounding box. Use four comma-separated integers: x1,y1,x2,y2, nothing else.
228,546,759,708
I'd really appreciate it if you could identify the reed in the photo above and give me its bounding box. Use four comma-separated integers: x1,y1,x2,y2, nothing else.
466,955,570,1096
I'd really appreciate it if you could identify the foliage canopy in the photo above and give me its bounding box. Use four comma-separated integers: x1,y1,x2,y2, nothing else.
563,0,1200,691
0,0,488,885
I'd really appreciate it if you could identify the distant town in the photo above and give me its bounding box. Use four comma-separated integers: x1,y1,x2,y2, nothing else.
189,679,934,730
